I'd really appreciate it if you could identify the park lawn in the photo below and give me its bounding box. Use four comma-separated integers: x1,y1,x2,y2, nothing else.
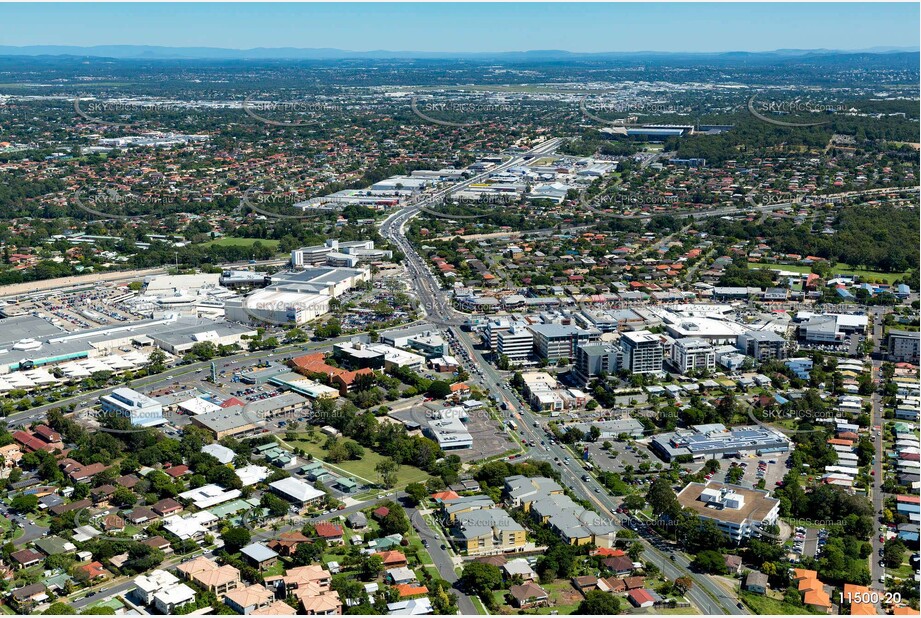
747,262,909,284
740,591,816,615
204,237,280,249
287,439,433,487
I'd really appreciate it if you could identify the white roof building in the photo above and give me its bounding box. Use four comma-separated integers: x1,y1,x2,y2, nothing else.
179,484,242,509
236,464,270,487
179,397,222,416
202,443,236,465
269,477,325,505
162,511,218,540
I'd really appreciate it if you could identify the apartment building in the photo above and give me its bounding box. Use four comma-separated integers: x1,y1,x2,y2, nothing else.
452,508,527,556
528,323,600,361
736,330,787,361
497,326,534,361
671,338,716,374
677,482,780,542
620,330,664,374
574,343,622,384
887,330,920,364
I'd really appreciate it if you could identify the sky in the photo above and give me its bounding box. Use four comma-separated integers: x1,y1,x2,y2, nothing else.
0,2,918,54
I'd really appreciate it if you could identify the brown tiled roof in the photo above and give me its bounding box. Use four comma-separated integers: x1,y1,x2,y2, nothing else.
50,498,92,516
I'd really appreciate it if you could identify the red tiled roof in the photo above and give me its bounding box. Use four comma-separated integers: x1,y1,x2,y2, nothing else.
629,589,654,605
314,522,343,539
395,584,429,598
165,465,190,478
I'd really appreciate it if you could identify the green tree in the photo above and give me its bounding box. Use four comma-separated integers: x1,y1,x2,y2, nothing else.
359,554,384,581
223,527,252,554
375,458,399,489
576,591,621,615
10,493,39,513
460,562,502,600
883,538,907,568
379,504,410,536
147,348,167,373
426,380,452,399
43,603,76,615
404,482,428,507
693,549,728,574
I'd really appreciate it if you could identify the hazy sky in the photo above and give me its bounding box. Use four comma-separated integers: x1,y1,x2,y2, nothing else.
0,2,918,53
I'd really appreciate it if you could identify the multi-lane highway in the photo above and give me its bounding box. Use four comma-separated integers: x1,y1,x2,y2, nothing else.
380,137,748,615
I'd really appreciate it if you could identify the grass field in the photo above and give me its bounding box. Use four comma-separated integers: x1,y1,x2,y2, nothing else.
204,237,280,249
747,262,909,284
740,591,816,615
286,438,433,487
532,580,584,614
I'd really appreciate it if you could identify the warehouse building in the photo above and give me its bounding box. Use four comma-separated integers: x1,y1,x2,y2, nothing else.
228,266,369,326
651,424,790,462
0,315,254,374
190,407,257,440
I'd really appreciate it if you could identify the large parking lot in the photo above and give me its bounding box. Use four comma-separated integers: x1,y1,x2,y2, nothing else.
708,455,788,491
390,403,515,463
3,283,147,331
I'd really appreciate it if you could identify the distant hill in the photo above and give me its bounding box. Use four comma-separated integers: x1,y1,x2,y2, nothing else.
0,44,917,61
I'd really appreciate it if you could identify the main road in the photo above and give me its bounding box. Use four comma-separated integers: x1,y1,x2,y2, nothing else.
868,305,888,593
380,137,746,615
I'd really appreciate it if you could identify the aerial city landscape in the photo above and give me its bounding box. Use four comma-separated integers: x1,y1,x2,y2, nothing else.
0,1,918,616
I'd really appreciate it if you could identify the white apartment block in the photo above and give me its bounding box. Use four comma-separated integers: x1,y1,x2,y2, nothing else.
497,326,534,360
620,330,664,374
671,338,716,374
